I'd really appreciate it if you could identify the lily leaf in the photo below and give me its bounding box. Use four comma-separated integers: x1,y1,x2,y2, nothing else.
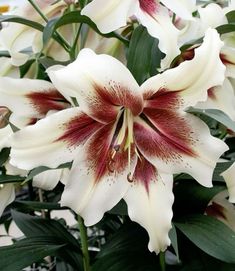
175,215,235,263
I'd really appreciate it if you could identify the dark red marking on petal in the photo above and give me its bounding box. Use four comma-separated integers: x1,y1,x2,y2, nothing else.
143,108,197,155
93,83,143,119
27,118,38,125
207,87,216,100
206,202,226,220
134,113,196,165
26,89,69,116
144,88,184,110
56,112,103,147
133,156,157,194
86,123,130,182
220,53,235,66
139,0,158,15
171,46,198,68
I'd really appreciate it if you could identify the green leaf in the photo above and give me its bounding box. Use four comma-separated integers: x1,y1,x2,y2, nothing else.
0,148,10,166
43,17,60,46
11,210,83,269
25,162,72,182
0,15,44,31
42,11,128,46
0,236,65,271
127,25,161,84
169,224,180,262
0,174,25,184
13,200,67,211
0,50,10,57
188,108,235,132
175,215,235,263
93,222,159,271
216,24,235,34
173,181,224,216
11,210,79,247
39,56,70,69
226,10,235,24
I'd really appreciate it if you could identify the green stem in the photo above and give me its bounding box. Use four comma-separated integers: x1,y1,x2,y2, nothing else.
159,252,166,271
27,0,71,52
78,216,90,271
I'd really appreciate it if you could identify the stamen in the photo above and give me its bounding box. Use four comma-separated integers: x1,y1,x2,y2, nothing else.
0,5,9,13
113,144,120,152
127,172,134,183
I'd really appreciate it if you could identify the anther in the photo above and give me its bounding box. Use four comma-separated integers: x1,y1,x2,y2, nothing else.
127,172,133,183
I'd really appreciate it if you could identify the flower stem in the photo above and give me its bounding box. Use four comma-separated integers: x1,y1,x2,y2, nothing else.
159,252,166,271
27,0,71,52
78,216,90,271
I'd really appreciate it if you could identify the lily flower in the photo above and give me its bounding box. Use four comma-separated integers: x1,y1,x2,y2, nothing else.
10,29,228,253
173,3,235,120
0,184,15,217
81,0,196,68
0,0,70,66
221,162,235,203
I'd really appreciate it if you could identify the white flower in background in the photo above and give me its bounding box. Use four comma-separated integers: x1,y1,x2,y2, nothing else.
221,162,235,203
0,184,15,217
0,0,69,66
0,77,71,216
81,0,197,68
9,29,228,253
174,3,235,121
206,190,235,232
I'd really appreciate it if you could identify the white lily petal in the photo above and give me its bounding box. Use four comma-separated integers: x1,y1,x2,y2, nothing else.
48,48,142,123
221,44,235,79
124,173,174,253
141,28,225,108
0,125,13,151
61,158,131,226
161,0,196,20
206,191,235,232
61,124,137,226
33,168,64,190
135,5,180,69
10,108,101,170
196,78,235,121
0,77,68,119
0,24,36,65
198,3,226,31
5,161,27,177
81,0,137,33
134,114,228,187
0,184,15,217
0,57,19,78
221,162,235,203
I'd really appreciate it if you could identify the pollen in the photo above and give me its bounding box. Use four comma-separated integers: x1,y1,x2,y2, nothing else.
0,5,9,13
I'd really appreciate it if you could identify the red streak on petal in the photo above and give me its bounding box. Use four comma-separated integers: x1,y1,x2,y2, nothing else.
94,83,143,118
139,0,158,15
220,53,235,66
172,47,197,68
86,124,133,182
144,108,197,156
206,202,226,220
134,114,196,165
144,88,184,110
26,89,69,116
133,156,157,194
56,113,103,147
86,123,128,181
207,87,216,100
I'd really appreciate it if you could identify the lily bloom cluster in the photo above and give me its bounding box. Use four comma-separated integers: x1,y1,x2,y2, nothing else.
0,0,235,255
